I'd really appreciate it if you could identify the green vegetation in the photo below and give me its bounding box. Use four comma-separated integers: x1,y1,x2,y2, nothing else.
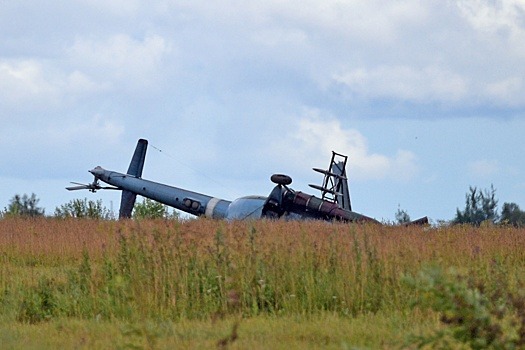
452,185,525,227
2,193,45,218
453,185,498,226
405,266,525,349
0,312,435,349
3,194,180,221
500,202,525,227
54,198,113,219
133,198,179,220
394,205,411,224
0,219,524,348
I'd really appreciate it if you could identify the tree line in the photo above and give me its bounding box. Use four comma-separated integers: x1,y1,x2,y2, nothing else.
0,194,178,220
2,186,525,226
393,185,525,227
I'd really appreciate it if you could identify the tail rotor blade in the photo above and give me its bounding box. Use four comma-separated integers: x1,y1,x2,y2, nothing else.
66,180,118,192
66,185,90,191
70,182,88,186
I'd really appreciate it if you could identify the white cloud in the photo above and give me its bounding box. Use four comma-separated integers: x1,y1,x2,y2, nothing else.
0,113,125,179
171,0,429,42
49,114,125,145
0,60,60,109
76,0,141,17
484,77,523,105
67,34,172,90
0,113,124,149
278,111,419,182
468,159,500,177
0,59,109,114
66,70,109,94
5,0,521,111
333,65,468,104
457,0,525,38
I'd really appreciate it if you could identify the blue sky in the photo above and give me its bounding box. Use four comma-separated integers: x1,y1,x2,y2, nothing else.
1,0,524,222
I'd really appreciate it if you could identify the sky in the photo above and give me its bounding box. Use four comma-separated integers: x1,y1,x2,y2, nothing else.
1,0,525,223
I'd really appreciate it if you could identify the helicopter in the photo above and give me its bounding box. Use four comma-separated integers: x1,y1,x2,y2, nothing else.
67,139,428,225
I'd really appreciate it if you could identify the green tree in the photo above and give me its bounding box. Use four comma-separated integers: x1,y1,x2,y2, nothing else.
3,193,45,217
132,198,178,219
500,202,525,227
54,198,113,219
453,185,498,226
395,205,411,224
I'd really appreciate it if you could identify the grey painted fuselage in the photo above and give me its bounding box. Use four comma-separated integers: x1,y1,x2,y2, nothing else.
89,166,265,220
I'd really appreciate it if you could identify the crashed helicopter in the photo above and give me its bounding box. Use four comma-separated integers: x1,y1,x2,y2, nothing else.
67,139,428,225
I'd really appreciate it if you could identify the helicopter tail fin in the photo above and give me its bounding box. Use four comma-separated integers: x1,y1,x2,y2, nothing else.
126,138,148,177
119,139,148,218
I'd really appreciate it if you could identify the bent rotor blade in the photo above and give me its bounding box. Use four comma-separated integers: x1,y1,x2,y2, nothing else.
66,185,90,191
308,184,342,196
70,182,89,186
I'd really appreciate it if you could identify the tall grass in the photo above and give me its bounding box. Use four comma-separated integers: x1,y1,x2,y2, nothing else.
0,218,524,325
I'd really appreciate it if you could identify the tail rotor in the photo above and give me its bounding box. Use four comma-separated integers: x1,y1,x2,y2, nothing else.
66,179,118,192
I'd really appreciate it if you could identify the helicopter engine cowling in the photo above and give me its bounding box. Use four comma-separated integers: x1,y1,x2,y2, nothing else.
281,190,379,223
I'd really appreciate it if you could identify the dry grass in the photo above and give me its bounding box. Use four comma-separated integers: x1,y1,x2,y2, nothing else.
2,218,523,263
0,218,524,347
0,219,525,317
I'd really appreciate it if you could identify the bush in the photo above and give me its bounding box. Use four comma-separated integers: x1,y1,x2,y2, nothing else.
54,198,113,219
405,265,525,349
500,202,525,227
132,198,178,220
18,277,60,324
3,193,45,218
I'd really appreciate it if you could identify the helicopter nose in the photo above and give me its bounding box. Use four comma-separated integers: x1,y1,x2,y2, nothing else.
89,166,105,177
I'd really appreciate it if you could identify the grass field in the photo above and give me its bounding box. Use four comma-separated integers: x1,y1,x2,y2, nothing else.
0,218,524,349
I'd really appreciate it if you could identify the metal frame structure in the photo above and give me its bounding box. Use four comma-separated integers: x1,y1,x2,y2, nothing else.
309,151,351,211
